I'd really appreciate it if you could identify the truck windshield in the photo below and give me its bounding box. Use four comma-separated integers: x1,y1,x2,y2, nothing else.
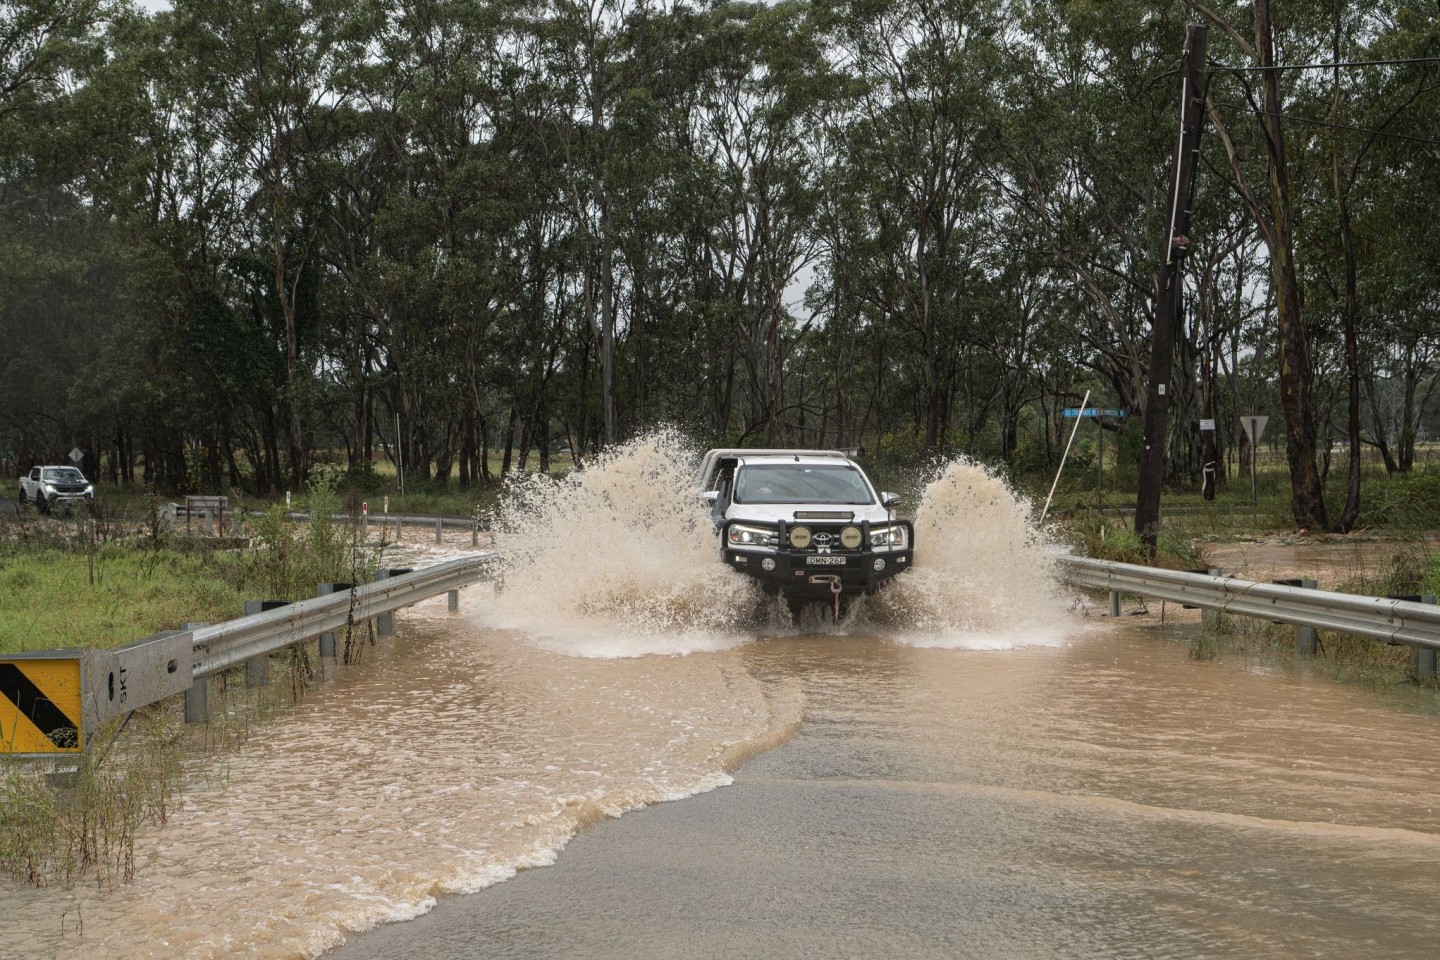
734,463,873,505
42,468,85,482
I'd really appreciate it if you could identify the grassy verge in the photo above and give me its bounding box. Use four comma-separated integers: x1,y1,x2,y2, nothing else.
0,488,398,655
1,486,399,887
0,546,250,653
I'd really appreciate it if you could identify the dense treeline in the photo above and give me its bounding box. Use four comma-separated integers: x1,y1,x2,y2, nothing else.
1,0,1437,528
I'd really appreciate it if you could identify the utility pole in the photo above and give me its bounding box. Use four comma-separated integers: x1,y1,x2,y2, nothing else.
1135,22,1207,555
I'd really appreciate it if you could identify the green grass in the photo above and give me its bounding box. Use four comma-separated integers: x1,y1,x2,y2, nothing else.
0,546,251,653
0,491,386,655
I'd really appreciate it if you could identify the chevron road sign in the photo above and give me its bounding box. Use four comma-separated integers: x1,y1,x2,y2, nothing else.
0,654,85,754
1,631,193,757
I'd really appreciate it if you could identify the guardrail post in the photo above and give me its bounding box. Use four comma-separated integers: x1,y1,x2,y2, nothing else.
375,570,393,634
435,518,443,543
1202,569,1220,628
182,622,211,723
373,569,412,635
242,601,267,682
1109,591,1121,617
203,509,214,536
472,520,479,547
395,517,403,540
448,589,459,613
242,600,289,683
375,568,414,636
316,583,352,658
1415,595,1437,681
1295,578,1318,655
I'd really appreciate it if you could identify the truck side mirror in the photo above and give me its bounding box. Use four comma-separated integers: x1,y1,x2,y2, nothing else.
702,491,719,505
882,492,901,509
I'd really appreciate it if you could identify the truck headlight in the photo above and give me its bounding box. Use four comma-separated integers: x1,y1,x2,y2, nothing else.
870,525,907,548
728,524,778,547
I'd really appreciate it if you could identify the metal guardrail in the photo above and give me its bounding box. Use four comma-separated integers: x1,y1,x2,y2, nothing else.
276,511,489,530
190,555,497,678
1058,556,1440,658
3,555,499,756
265,511,487,544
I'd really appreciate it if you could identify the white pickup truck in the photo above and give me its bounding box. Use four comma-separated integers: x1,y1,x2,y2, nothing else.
697,448,912,617
19,465,95,512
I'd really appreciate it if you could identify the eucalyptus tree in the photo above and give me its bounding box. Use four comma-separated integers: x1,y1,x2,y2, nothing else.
0,0,109,125
1181,0,1336,528
1285,2,1440,522
0,0,118,470
997,1,1184,449
168,0,355,489
343,0,532,484
541,0,661,444
817,0,1005,455
679,1,826,444
60,7,278,490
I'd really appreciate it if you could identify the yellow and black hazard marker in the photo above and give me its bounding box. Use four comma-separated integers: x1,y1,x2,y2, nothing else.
0,658,84,753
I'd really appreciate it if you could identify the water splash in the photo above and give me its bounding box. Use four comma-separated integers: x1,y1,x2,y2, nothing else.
483,432,1069,653
867,457,1069,649
483,428,763,656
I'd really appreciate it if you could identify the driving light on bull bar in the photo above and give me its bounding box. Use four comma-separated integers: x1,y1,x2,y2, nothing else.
873,558,886,572
789,526,812,549
840,526,862,549
761,558,776,571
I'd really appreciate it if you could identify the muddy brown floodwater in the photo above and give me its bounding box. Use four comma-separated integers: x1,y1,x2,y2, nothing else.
5,596,1439,960
323,622,1440,960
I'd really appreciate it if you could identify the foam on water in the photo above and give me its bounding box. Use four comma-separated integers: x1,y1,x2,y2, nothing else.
483,428,763,657
484,430,1071,652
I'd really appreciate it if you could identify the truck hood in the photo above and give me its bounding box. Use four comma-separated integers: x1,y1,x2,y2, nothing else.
722,502,896,526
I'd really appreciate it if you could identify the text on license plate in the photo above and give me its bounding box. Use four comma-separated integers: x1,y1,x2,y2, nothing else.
805,556,847,566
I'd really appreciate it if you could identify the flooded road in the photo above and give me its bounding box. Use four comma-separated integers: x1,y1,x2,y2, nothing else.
5,605,1439,959
323,625,1440,960
5,441,1439,959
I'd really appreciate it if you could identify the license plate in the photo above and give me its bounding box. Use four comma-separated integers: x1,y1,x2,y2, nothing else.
805,556,847,566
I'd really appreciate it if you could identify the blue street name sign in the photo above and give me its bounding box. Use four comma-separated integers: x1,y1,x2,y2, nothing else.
1062,407,1127,419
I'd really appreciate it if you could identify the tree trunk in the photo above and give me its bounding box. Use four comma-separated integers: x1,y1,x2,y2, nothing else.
1365,380,1400,474
1255,0,1327,530
1399,366,1418,472
271,186,306,492
1337,185,1362,530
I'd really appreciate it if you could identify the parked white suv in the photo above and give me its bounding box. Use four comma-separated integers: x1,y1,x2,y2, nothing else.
19,465,94,512
697,449,912,614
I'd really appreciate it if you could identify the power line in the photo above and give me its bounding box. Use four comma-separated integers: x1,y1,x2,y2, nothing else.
1211,100,1440,147
1211,56,1440,74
